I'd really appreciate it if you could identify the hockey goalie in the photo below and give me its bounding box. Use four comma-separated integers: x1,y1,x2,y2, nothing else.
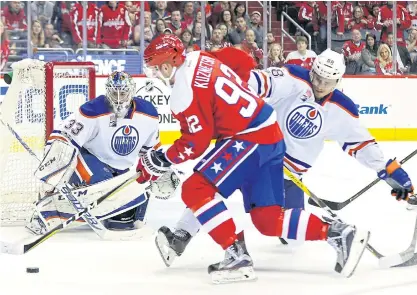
27,71,179,236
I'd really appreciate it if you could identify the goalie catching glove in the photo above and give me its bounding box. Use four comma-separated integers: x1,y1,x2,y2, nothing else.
378,159,414,201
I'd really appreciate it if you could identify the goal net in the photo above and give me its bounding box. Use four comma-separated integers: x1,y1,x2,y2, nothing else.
0,59,95,226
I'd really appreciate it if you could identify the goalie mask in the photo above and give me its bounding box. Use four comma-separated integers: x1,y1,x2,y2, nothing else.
105,71,136,118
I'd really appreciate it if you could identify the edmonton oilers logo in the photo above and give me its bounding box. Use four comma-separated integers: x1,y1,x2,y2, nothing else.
286,105,322,139
111,125,139,156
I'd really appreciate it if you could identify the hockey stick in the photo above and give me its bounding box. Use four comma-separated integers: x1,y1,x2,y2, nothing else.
0,117,148,240
284,167,417,267
0,170,144,255
308,148,417,210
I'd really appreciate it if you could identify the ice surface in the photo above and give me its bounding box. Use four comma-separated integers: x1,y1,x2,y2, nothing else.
1,142,417,295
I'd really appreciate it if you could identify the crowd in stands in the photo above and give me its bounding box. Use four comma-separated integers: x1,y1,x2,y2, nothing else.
1,1,417,76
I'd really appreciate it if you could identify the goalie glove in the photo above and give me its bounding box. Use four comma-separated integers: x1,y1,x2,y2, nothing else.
378,159,414,201
136,148,171,184
147,170,180,200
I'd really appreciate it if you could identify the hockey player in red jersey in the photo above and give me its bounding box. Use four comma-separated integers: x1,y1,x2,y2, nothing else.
139,35,370,282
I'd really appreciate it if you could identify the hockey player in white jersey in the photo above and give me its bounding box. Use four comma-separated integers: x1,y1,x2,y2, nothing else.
27,71,178,235
155,48,414,266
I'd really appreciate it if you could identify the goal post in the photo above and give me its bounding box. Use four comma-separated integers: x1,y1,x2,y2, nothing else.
0,59,96,226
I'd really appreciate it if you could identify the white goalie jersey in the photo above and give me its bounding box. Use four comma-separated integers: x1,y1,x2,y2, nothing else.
248,65,386,176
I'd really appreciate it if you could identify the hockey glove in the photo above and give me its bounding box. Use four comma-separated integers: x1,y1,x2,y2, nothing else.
378,159,414,201
136,149,172,184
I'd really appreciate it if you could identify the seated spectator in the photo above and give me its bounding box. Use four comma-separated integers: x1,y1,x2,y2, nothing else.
209,1,231,29
143,12,154,38
407,28,417,65
0,20,10,71
191,22,203,48
266,31,276,52
408,2,417,29
205,28,232,51
180,29,199,50
240,29,263,66
298,1,315,35
285,36,317,70
153,18,168,40
31,20,45,48
70,2,99,48
182,2,195,28
268,43,285,67
98,1,130,54
249,11,264,48
217,23,231,43
168,10,187,36
342,29,365,74
375,43,403,75
233,3,250,24
361,33,379,73
125,1,139,26
31,1,54,27
228,16,248,45
195,9,213,39
3,1,27,30
151,1,170,23
44,23,64,48
127,25,151,50
386,32,411,72
347,6,372,31
218,10,235,34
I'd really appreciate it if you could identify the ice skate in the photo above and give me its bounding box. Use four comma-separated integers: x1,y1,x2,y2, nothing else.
155,226,192,267
208,241,256,284
406,194,417,210
327,220,370,277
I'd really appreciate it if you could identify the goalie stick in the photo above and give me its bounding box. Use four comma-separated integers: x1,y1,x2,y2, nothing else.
0,170,144,255
308,148,417,210
0,117,149,241
284,167,417,268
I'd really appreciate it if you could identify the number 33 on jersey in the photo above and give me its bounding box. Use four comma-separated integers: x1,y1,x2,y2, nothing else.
165,51,282,164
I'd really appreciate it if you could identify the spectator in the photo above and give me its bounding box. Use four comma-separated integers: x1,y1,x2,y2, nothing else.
51,1,74,46
376,2,411,47
98,1,131,54
31,1,54,27
229,16,248,45
195,9,213,39
191,22,202,48
3,1,27,30
180,29,194,48
144,12,154,37
182,2,195,28
233,3,250,24
249,11,264,48
386,32,411,72
70,2,99,48
44,23,64,48
152,18,168,40
217,23,231,43
361,33,379,73
168,10,187,36
31,20,45,48
124,1,151,26
127,24,151,50
342,29,365,74
205,28,232,51
266,31,275,51
218,10,235,34
375,43,403,75
366,5,381,31
285,36,317,70
313,2,343,52
209,1,231,28
163,28,173,35
298,1,315,35
347,6,372,31
407,28,417,65
240,29,263,66
338,1,354,29
0,20,10,71
151,1,170,23
268,43,285,67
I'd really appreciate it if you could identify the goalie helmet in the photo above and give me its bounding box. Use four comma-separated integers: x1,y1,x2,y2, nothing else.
105,71,136,118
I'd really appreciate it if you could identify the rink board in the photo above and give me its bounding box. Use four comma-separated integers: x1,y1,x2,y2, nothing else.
1,75,417,144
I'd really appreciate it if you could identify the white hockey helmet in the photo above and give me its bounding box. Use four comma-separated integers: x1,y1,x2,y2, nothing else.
311,49,345,80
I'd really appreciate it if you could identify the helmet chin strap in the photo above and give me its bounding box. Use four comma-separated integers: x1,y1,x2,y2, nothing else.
158,66,177,87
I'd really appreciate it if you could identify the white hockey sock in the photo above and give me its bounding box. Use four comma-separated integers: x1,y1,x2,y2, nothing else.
175,207,201,237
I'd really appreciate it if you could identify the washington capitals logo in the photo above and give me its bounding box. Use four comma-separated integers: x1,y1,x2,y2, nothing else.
111,125,139,156
286,105,322,139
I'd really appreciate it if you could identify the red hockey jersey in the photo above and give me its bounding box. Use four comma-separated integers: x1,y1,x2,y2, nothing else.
98,4,131,48
376,4,411,46
342,40,366,59
71,3,100,44
165,51,282,164
2,6,27,30
285,50,317,70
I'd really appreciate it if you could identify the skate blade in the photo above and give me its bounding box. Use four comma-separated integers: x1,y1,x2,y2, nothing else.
210,266,257,284
341,230,370,278
155,231,178,267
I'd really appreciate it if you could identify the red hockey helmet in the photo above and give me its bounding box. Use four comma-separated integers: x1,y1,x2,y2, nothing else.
144,34,186,68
